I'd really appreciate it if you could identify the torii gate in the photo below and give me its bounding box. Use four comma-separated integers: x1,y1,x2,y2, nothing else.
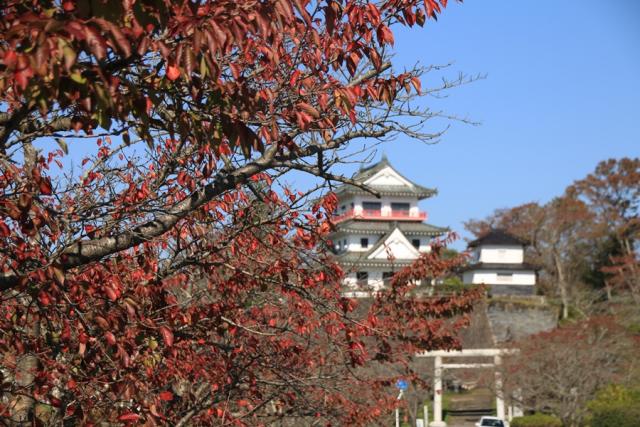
416,348,518,427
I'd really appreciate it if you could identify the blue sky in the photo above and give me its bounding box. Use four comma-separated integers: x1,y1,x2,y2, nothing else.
323,0,640,249
42,1,639,250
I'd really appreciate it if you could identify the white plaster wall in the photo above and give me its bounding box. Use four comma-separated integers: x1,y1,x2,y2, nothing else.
369,229,420,260
463,270,536,285
343,269,408,291
351,195,420,217
345,234,381,252
479,245,524,264
343,270,384,290
364,167,412,187
405,237,431,252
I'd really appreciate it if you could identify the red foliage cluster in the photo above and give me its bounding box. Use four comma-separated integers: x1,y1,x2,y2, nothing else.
0,0,481,425
501,316,638,427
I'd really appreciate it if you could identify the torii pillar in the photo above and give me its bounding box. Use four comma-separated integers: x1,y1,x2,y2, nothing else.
494,354,505,421
430,356,446,427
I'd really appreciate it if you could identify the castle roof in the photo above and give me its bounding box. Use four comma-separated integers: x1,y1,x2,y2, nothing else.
334,222,447,268
460,262,539,272
468,229,528,248
333,219,448,237
335,156,437,200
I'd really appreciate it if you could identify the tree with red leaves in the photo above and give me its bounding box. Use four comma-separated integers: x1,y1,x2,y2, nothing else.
0,0,481,425
501,317,638,427
570,158,640,304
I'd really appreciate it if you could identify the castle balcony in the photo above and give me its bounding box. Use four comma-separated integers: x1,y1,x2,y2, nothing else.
333,209,427,223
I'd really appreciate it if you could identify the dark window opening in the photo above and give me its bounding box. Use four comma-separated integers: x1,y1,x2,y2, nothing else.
362,201,382,211
356,271,369,285
382,272,394,285
391,202,410,212
361,238,369,248
412,239,420,249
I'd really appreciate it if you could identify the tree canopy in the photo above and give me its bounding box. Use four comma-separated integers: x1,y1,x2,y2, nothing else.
0,1,481,425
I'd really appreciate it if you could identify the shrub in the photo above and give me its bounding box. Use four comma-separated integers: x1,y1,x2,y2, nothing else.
589,403,640,427
510,413,562,427
587,384,640,427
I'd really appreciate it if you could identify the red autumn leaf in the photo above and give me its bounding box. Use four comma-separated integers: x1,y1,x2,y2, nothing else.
166,65,181,81
118,412,140,422
159,326,174,347
410,76,422,94
84,25,107,60
104,331,117,346
0,221,10,237
159,391,173,401
104,286,117,301
3,50,17,69
38,291,51,306
376,24,394,46
39,177,53,195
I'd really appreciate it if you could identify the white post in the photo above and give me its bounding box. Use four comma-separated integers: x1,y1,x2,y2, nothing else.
395,390,403,427
423,403,429,425
430,356,446,427
494,355,505,421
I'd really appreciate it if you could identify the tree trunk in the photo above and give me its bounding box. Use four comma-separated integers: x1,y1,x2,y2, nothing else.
553,251,570,319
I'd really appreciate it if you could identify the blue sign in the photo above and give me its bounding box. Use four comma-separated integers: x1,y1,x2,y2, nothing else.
395,379,409,391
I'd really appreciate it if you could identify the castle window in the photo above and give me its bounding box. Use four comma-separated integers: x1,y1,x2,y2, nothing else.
361,238,369,248
356,271,369,285
362,201,382,212
382,271,394,284
412,239,420,249
391,202,410,212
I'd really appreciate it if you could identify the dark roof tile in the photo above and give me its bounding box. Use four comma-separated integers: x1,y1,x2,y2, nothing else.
468,229,528,248
461,262,539,272
333,219,448,236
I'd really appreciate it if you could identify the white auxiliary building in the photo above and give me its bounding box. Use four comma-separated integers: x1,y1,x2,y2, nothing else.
462,230,537,296
330,156,447,291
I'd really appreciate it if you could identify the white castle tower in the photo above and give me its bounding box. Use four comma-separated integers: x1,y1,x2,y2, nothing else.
462,229,537,295
330,156,447,291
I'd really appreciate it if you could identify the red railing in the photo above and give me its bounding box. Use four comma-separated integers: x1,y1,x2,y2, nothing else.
333,209,427,223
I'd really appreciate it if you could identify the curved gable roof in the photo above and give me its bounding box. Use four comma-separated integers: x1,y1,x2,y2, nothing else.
335,156,437,200
468,229,528,248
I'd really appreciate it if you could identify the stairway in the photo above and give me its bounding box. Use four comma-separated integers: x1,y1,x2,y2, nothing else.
445,388,494,427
